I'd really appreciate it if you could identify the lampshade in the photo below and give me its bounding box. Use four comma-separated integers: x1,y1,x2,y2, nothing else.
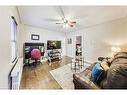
111,47,121,52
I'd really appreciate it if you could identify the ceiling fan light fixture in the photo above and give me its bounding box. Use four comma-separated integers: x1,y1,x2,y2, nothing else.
70,24,74,27
63,23,69,28
56,17,76,28
62,18,66,23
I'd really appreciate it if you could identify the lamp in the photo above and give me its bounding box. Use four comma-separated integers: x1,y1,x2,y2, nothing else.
111,47,121,57
111,47,121,52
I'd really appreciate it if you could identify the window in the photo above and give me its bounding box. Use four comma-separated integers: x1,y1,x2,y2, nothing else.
11,16,17,63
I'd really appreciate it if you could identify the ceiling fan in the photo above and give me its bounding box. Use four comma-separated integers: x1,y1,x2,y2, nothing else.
43,7,77,28
55,7,76,28
56,18,76,27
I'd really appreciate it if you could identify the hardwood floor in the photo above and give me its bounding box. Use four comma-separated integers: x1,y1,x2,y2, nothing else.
20,56,72,89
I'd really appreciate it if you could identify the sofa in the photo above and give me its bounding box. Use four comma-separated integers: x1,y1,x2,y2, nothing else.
73,52,127,89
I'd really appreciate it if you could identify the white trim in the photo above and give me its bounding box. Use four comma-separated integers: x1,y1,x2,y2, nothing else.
11,58,23,89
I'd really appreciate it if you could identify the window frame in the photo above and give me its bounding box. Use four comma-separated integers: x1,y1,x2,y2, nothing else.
11,16,18,63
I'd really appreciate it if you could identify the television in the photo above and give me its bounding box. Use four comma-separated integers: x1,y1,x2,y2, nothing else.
47,40,61,50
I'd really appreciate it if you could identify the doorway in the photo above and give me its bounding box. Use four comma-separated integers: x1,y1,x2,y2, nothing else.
75,36,82,56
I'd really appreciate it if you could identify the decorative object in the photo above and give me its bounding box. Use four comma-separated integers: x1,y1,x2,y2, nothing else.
70,38,72,44
31,34,39,40
68,38,72,44
67,39,70,44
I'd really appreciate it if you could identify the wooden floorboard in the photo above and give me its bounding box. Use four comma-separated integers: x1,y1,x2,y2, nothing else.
20,56,72,89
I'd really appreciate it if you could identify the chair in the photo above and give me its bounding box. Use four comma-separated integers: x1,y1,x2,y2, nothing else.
71,57,80,72
71,56,85,72
76,56,85,68
31,49,41,67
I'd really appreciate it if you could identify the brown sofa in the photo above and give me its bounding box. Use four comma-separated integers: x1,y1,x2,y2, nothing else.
73,52,127,89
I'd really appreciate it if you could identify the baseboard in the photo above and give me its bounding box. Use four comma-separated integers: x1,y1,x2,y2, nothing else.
84,60,93,64
65,56,93,64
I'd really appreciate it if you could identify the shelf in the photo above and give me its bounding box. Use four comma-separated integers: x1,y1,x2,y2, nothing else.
48,49,61,62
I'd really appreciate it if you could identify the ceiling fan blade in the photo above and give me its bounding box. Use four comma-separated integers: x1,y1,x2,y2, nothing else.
70,21,76,24
43,18,60,22
56,23,63,24
59,6,66,19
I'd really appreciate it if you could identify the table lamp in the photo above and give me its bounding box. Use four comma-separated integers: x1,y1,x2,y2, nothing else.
111,46,121,56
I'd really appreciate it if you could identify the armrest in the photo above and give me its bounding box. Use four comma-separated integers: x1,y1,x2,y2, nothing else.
73,73,99,89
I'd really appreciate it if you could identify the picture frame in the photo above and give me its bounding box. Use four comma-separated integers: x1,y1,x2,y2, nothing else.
70,38,72,44
67,39,69,44
31,34,39,40
68,38,72,44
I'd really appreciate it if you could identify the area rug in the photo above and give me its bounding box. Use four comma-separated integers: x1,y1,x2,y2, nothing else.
50,63,90,89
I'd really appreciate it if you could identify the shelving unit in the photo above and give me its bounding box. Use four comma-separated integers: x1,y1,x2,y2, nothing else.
48,49,62,62
23,43,44,65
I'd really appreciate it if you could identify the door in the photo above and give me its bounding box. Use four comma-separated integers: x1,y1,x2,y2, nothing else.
73,35,83,57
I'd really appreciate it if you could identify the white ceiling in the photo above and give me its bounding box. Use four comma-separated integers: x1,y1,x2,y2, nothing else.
18,6,127,32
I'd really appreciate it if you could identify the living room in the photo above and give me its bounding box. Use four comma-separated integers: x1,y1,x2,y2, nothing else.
0,6,127,90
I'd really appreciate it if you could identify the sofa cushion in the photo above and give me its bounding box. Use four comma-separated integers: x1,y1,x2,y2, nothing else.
111,57,127,67
103,63,127,88
114,52,127,58
111,52,127,64
101,61,110,71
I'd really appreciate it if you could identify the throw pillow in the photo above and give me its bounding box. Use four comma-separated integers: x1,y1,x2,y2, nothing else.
101,61,110,71
91,63,104,84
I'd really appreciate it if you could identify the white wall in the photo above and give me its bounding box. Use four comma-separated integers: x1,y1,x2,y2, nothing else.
20,25,66,56
0,6,21,89
66,17,127,62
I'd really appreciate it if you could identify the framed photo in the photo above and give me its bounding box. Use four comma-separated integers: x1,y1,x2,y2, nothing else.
68,39,70,44
70,38,72,44
68,38,72,44
67,39,69,44
31,34,39,40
